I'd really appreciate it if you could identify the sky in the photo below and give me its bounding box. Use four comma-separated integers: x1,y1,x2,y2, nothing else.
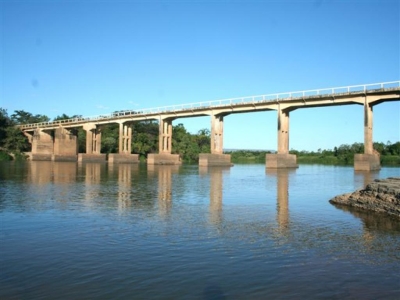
1,0,399,151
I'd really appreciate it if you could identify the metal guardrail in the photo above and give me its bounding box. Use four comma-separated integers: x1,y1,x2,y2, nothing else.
18,80,400,130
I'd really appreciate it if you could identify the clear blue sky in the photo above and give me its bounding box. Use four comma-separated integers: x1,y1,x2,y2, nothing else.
1,0,399,151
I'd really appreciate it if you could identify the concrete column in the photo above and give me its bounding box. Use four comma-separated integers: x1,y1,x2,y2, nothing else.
159,118,173,154
147,118,180,165
119,122,132,154
364,101,373,155
109,122,138,163
31,128,54,161
266,106,297,169
277,107,289,154
198,113,231,167
79,123,106,162
85,128,94,154
354,97,380,171
93,129,101,154
53,127,78,161
211,114,224,154
83,124,101,154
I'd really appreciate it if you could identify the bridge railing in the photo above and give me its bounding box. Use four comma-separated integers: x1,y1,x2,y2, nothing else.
17,80,400,130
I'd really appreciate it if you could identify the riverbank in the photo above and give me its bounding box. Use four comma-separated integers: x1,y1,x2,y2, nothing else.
225,149,400,166
297,155,400,166
329,177,400,218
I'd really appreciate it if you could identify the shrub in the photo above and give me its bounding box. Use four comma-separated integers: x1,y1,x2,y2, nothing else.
0,150,11,161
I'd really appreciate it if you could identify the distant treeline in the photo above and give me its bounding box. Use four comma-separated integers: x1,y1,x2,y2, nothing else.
226,142,400,166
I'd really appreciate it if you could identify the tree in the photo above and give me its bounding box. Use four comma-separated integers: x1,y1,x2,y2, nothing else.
11,110,50,124
0,108,10,146
0,108,30,153
132,121,159,158
100,124,119,154
3,127,30,152
387,142,400,155
171,124,211,162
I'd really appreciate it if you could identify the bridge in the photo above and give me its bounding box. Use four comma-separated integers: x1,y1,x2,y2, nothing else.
18,81,400,170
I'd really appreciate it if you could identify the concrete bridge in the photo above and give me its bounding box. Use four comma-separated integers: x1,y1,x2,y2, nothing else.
18,81,400,170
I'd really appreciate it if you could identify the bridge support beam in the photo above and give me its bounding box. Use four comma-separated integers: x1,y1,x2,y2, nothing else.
31,128,54,161
199,113,231,167
354,99,380,171
108,122,139,163
266,107,298,169
148,118,181,165
78,123,106,162
53,127,78,161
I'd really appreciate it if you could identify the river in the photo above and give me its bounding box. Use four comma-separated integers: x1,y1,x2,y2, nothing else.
1,161,399,299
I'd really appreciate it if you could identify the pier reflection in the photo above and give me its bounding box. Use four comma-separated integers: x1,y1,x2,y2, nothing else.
199,166,230,225
148,165,180,217
114,164,139,213
354,170,380,188
266,169,295,234
28,162,78,204
82,163,102,204
28,161,53,184
52,162,77,184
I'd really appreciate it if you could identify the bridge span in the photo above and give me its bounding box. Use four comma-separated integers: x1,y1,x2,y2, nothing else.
18,81,400,170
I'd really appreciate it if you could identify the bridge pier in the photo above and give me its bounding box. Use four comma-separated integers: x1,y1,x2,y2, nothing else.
53,127,78,161
266,107,298,169
148,118,181,165
78,124,106,162
199,113,231,167
354,99,380,171
108,122,139,163
31,128,54,161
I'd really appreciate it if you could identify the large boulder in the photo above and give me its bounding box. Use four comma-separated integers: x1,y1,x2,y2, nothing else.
329,177,400,218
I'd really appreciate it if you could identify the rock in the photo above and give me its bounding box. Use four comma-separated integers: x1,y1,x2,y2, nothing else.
329,177,400,218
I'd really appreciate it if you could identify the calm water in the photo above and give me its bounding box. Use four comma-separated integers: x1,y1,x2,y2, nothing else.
1,161,400,299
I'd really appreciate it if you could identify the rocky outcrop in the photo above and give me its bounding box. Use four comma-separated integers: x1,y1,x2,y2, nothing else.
329,177,400,218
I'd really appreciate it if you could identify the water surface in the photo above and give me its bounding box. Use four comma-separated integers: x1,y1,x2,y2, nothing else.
1,162,399,299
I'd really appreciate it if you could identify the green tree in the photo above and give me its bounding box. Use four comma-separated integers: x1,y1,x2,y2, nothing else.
0,108,10,147
171,124,211,162
100,124,119,154
387,141,400,155
3,127,30,152
0,108,30,154
11,110,50,124
132,121,159,158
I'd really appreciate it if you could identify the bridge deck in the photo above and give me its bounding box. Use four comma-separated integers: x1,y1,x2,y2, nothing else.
18,81,400,131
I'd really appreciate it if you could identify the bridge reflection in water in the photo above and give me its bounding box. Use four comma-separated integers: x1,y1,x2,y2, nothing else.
266,169,295,234
147,165,180,217
110,163,139,213
199,166,231,225
23,162,397,242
